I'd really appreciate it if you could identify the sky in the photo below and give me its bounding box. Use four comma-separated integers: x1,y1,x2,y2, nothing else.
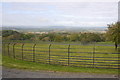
1,1,118,27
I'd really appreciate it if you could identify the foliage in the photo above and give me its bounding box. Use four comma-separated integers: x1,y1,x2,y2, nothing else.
69,33,79,41
2,30,23,40
80,33,103,44
2,30,105,43
106,22,120,49
2,30,20,37
106,22,120,43
21,34,35,40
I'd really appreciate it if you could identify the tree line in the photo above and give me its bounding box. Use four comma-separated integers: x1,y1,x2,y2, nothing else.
2,22,120,49
2,30,105,43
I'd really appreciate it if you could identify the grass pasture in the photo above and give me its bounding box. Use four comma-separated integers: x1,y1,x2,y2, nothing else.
2,42,120,69
2,56,118,74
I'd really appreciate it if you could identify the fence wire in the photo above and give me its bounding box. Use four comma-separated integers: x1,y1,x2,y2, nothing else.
2,42,120,69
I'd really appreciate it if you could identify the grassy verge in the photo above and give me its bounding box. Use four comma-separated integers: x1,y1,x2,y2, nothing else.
2,56,118,74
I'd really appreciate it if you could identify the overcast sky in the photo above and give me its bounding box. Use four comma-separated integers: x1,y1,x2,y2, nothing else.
1,2,118,27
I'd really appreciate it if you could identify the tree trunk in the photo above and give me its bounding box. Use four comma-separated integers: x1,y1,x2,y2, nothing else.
115,42,118,50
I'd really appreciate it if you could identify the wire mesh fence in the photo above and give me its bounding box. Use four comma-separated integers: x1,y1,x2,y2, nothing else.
2,42,120,69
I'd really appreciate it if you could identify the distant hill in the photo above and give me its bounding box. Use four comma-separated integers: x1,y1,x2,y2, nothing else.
2,26,107,33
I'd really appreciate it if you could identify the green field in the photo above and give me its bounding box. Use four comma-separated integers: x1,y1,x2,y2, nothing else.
2,41,120,69
2,56,118,74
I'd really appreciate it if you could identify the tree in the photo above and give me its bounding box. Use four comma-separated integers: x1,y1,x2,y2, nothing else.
48,33,55,42
106,22,120,49
69,33,79,42
54,34,64,42
21,34,34,40
2,30,23,40
2,30,20,37
79,33,103,44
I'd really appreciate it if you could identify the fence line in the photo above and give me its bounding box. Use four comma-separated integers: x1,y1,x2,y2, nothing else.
2,42,120,69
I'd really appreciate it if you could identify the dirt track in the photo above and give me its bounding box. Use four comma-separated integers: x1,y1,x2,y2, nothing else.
2,67,118,78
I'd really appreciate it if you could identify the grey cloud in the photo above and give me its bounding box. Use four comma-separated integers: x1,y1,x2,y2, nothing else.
2,2,118,27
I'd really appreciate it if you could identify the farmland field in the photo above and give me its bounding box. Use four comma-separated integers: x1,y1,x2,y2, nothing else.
2,41,120,69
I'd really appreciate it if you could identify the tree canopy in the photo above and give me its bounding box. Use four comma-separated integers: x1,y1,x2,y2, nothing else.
106,22,120,49
2,30,105,43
